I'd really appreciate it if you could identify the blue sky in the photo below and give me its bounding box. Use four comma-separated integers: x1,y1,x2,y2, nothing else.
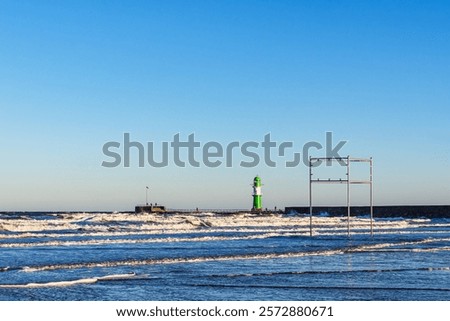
1,0,449,211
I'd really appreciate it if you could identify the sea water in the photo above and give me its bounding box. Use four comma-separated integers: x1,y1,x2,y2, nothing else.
0,212,449,301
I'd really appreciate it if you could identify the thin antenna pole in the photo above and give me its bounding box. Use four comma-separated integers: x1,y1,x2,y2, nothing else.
309,156,313,237
146,186,149,205
347,156,350,236
370,158,373,236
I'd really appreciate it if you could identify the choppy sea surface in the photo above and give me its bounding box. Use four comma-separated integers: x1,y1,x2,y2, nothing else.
0,212,449,301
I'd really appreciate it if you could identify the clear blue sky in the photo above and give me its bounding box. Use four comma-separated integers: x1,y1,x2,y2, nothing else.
1,0,449,211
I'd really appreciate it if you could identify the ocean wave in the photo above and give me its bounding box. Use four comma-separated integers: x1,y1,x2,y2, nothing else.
208,266,450,278
4,233,450,251
2,213,448,236
345,238,450,252
14,239,450,273
0,232,306,248
18,250,345,272
190,283,450,292
0,272,145,288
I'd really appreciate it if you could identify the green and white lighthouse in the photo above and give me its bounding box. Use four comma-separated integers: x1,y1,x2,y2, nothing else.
252,175,262,211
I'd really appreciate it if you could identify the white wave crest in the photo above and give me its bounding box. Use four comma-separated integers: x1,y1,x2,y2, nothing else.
0,272,141,288
2,213,449,242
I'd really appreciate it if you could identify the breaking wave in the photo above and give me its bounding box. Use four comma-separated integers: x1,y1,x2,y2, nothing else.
0,238,444,273
208,266,450,278
0,272,147,288
191,284,450,292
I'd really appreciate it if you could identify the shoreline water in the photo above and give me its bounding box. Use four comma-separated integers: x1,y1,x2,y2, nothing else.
1,211,449,300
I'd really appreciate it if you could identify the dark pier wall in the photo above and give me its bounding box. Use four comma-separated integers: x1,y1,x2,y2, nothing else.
135,205,166,213
285,205,450,218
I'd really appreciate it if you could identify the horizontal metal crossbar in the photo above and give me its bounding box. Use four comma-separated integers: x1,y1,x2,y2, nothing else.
349,180,372,184
311,179,348,183
311,179,372,184
309,157,371,163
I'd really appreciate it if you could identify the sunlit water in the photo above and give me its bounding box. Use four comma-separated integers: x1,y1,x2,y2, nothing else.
0,212,449,301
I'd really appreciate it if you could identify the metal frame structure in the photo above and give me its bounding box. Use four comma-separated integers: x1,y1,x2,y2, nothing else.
309,156,373,236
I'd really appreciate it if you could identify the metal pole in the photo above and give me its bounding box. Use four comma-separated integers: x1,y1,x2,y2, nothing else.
370,158,373,236
309,156,313,237
347,156,350,236
146,186,149,205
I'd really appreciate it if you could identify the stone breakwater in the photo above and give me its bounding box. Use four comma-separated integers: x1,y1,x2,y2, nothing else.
285,205,450,218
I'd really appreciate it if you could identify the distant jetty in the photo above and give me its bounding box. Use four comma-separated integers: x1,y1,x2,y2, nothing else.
135,205,166,213
131,205,450,218
285,205,450,218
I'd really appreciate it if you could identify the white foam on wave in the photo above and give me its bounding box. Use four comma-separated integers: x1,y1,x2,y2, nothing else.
20,249,345,273
412,246,450,253
1,212,449,240
14,236,450,273
346,237,450,252
6,230,450,250
0,272,141,288
0,232,313,248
